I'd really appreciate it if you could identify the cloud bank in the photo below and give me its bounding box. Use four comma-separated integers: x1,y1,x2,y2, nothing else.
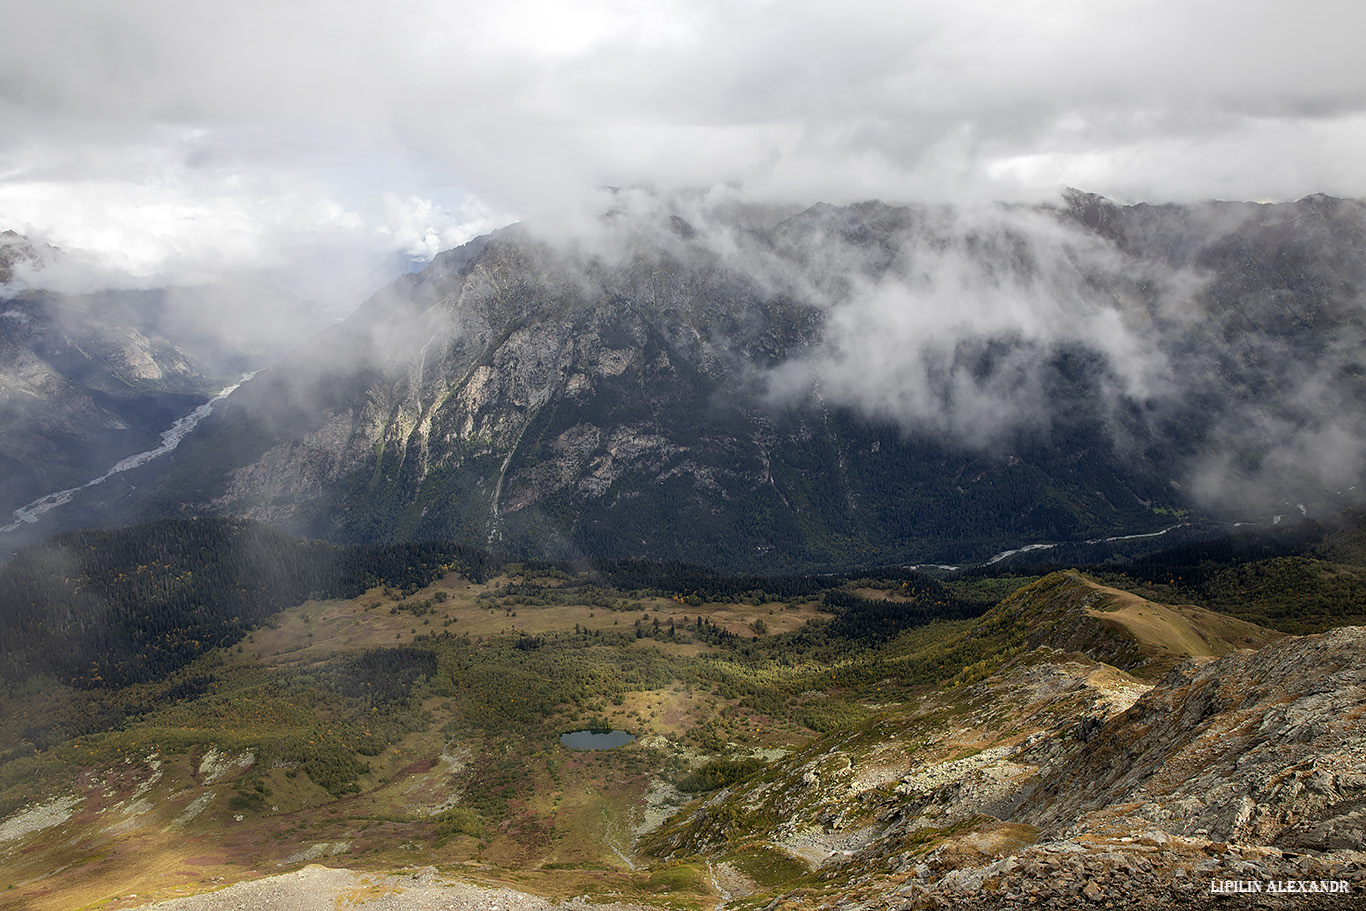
514,189,1366,518
1,0,1364,297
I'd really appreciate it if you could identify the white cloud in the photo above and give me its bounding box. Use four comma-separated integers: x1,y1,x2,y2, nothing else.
0,0,1363,295
761,203,1179,445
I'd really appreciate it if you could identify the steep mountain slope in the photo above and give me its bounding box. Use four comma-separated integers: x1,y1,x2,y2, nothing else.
123,193,1366,570
1017,627,1366,850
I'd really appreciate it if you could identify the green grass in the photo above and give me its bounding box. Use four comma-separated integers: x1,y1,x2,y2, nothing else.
723,846,811,888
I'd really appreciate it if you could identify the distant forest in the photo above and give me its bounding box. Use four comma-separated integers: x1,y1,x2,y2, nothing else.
952,507,1366,633
0,518,993,691
0,518,499,688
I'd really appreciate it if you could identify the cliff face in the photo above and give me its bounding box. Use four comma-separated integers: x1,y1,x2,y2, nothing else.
202,225,830,555
1019,627,1366,850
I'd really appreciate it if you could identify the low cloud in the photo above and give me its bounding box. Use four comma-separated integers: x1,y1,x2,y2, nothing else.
763,205,1177,446
0,174,508,310
546,192,1366,519
3,1,1366,295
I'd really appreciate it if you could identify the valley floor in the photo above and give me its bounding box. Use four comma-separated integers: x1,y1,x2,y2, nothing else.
4,562,1366,910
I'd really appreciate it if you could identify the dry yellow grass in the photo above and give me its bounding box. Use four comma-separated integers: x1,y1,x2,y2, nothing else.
1083,582,1283,662
238,574,824,669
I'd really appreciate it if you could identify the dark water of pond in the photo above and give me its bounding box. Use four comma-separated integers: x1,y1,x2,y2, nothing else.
559,729,634,750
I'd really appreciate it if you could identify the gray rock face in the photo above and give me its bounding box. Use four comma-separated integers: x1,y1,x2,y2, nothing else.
1020,627,1366,848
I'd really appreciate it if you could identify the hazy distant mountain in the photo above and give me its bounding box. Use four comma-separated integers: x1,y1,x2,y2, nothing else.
117,192,1366,571
0,230,48,285
0,237,329,516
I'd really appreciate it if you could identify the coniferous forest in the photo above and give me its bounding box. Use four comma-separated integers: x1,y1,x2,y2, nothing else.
5,510,1365,694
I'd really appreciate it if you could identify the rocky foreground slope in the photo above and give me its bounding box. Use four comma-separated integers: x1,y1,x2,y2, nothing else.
133,865,653,911
118,623,1366,911
3,571,1363,911
645,625,1366,908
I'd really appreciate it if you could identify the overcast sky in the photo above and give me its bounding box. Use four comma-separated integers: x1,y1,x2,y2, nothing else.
1,0,1363,301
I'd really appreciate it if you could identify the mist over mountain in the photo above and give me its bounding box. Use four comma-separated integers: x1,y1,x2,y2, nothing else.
0,235,330,519
89,190,1363,571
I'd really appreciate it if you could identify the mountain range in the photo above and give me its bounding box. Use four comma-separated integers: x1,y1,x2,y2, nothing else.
63,190,1364,571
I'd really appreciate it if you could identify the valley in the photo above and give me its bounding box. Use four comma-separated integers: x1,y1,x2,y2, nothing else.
0,372,255,539
1,518,1364,909
0,246,327,551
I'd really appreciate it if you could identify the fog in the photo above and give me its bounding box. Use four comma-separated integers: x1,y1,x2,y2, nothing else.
508,189,1366,518
761,205,1169,443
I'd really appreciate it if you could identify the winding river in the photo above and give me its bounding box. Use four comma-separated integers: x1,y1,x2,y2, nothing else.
1,372,256,535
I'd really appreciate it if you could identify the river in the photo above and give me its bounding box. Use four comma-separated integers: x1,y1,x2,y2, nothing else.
1,372,256,535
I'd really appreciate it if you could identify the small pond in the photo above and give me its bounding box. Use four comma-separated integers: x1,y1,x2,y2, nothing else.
560,729,635,750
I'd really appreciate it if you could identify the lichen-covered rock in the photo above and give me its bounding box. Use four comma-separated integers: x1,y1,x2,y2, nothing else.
644,628,1366,910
